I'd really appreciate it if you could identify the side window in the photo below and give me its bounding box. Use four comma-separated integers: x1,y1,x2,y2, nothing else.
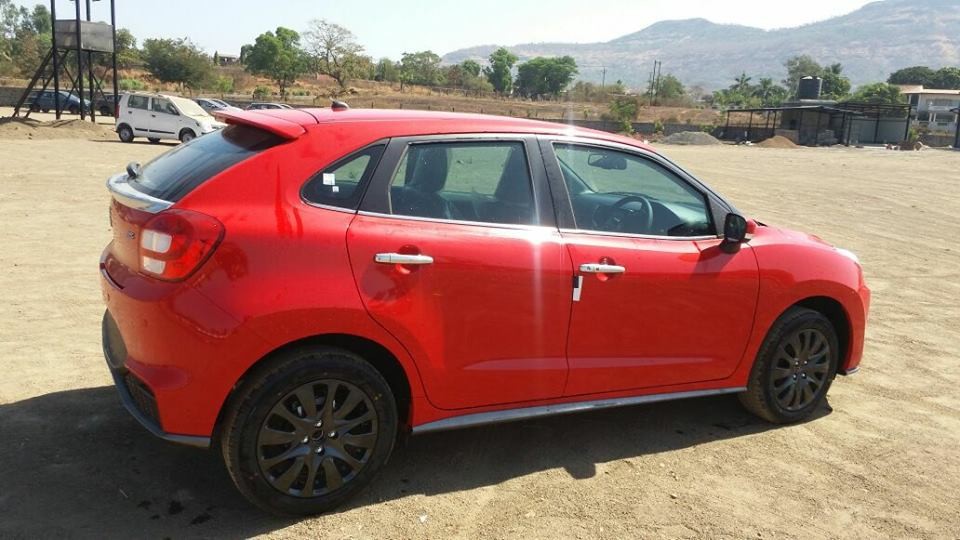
388,141,536,225
553,144,713,237
302,145,385,209
152,98,176,115
128,95,149,110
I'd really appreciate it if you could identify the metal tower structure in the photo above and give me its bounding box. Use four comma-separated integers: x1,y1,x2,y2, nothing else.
12,0,119,122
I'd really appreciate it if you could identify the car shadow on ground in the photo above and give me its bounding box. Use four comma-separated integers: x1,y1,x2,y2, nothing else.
0,386,829,536
90,139,179,146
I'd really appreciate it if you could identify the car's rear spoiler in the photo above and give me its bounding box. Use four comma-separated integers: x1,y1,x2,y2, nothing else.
212,110,308,140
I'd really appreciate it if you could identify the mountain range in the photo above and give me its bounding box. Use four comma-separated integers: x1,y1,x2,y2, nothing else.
441,0,960,91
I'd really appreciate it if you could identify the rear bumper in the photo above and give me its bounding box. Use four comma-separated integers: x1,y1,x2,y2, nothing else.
103,311,210,448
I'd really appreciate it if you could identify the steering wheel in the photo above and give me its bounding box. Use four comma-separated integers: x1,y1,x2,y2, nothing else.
596,195,654,233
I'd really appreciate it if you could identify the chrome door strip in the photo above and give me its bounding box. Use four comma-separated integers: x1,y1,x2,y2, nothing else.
412,387,746,434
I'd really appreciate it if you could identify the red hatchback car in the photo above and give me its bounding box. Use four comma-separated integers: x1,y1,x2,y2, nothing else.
100,107,869,514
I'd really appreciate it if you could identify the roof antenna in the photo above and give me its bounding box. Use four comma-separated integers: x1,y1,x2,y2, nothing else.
331,99,350,112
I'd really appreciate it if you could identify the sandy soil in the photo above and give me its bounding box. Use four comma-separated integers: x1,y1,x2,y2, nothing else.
1,134,959,539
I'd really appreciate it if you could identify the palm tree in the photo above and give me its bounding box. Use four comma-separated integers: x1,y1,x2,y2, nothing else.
754,78,775,101
734,72,752,93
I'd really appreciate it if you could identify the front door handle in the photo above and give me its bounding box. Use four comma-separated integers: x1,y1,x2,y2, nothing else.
580,263,626,274
375,253,434,265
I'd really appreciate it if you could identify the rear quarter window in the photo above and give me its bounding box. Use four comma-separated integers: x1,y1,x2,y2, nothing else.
130,124,283,202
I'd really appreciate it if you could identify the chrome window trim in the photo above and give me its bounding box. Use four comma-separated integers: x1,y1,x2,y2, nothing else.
559,227,716,242
412,387,746,434
106,173,173,214
357,210,559,233
301,201,358,214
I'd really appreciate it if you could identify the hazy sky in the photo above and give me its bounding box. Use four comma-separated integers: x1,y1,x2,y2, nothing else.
19,0,876,59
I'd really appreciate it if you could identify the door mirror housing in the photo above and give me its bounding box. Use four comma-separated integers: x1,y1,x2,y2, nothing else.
723,213,748,244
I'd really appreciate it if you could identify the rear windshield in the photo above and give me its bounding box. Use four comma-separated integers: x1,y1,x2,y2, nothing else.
130,124,283,201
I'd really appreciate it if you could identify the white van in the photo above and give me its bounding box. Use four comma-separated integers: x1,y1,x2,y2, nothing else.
116,92,226,144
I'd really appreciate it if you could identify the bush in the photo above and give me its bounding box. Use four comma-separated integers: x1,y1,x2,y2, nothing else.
252,85,271,100
119,78,145,91
653,119,665,134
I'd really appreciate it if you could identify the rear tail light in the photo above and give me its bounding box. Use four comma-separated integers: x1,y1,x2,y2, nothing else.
138,209,223,281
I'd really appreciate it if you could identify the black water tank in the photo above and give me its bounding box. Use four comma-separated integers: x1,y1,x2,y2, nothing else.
797,76,823,100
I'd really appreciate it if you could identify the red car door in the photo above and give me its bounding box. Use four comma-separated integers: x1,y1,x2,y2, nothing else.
544,141,759,397
347,136,573,410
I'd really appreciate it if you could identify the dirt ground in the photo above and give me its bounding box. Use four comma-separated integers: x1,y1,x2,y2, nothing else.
1,133,958,539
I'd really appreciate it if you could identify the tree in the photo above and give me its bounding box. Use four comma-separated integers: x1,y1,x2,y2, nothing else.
142,38,213,90
657,74,685,100
820,63,851,100
514,56,578,99
753,78,789,107
302,19,366,90
244,27,306,99
399,50,443,86
607,95,638,134
484,47,517,95
932,67,960,90
850,83,905,105
114,28,140,69
888,66,937,87
783,55,823,95
734,72,752,93
461,59,481,78
374,57,399,82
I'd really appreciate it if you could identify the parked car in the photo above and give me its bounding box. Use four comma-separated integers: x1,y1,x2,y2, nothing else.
246,102,293,110
100,108,869,515
93,94,120,117
115,92,226,144
26,90,91,115
195,97,242,114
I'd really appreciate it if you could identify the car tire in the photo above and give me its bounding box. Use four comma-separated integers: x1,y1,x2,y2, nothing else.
117,124,134,143
29,104,40,112
99,106,113,116
739,307,839,423
179,129,196,144
148,137,161,144
68,105,79,115
221,346,398,516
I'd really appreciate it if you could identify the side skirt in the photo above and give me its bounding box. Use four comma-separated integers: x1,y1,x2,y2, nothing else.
412,387,746,435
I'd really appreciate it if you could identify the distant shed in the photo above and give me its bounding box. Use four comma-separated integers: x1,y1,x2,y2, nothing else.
721,101,911,146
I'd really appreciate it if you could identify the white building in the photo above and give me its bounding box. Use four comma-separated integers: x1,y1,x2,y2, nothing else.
897,85,960,134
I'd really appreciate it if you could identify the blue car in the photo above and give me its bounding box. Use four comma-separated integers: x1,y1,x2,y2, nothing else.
27,90,91,115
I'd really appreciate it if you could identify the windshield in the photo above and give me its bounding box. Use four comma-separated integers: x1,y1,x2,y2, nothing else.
171,96,211,117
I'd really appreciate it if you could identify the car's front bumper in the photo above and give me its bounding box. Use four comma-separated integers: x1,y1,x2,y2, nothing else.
102,311,211,448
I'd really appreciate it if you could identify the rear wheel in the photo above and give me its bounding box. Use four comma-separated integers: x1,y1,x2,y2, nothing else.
117,125,134,143
221,346,397,515
739,307,839,423
179,129,196,143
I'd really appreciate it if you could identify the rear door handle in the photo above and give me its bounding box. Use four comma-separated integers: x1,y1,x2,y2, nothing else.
375,253,434,265
580,263,626,274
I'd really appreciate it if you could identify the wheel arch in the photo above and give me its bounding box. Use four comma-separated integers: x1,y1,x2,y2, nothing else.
792,296,852,374
213,332,413,444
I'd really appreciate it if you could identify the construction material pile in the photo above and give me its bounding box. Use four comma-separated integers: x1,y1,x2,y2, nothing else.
662,131,721,145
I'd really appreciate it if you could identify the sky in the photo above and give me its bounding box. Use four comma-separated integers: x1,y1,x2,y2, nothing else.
17,0,877,60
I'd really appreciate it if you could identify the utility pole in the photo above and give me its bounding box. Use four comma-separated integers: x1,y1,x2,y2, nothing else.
74,0,84,120
51,0,60,119
86,0,95,121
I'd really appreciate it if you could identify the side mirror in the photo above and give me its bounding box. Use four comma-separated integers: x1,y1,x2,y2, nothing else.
587,152,628,170
723,213,748,244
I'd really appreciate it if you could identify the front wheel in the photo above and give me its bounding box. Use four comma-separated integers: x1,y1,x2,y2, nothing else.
179,129,195,143
221,347,398,515
738,307,839,423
